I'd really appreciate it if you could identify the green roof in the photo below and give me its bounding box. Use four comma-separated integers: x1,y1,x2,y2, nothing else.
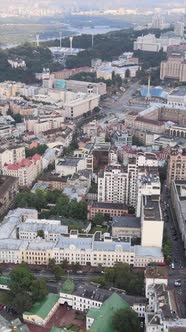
0,276,10,286
88,293,129,332
61,278,75,294
24,293,59,319
87,307,100,319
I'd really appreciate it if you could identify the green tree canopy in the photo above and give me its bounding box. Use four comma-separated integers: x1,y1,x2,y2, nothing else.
112,308,140,332
92,212,104,225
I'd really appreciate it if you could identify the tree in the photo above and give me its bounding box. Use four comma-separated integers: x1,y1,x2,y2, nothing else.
112,308,140,332
9,264,34,295
37,229,44,239
92,212,104,225
11,291,33,314
30,279,48,302
53,265,64,281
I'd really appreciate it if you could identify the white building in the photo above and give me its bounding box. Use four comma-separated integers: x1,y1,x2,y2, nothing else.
167,86,186,107
174,22,184,36
55,156,93,176
63,93,100,120
3,154,42,187
141,196,163,248
0,146,25,170
26,116,64,135
134,33,182,53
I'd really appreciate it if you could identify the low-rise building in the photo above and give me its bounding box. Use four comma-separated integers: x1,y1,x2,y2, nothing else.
58,80,107,96
55,156,93,176
37,173,68,191
111,130,133,147
111,216,141,239
87,202,128,220
23,293,59,326
0,175,19,217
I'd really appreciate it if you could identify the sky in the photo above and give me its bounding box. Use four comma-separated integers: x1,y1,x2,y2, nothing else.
1,0,186,10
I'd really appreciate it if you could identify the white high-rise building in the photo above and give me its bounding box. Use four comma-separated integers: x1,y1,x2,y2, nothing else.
174,21,184,37
152,15,164,30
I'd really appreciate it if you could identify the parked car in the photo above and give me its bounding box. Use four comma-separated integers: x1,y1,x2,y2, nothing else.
174,279,181,287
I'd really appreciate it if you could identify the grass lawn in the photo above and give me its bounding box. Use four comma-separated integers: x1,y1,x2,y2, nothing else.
91,226,107,233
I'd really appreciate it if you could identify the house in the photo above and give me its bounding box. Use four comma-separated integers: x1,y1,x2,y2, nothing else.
23,293,59,326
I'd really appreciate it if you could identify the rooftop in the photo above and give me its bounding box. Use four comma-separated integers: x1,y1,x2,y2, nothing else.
91,202,128,210
143,196,161,221
88,293,129,332
0,175,18,198
112,216,140,229
24,293,59,319
56,158,80,167
169,87,186,97
145,266,168,280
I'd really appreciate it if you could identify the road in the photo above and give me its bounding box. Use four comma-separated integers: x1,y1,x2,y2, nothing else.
161,184,186,317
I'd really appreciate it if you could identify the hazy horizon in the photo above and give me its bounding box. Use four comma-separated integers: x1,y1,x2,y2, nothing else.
0,0,186,11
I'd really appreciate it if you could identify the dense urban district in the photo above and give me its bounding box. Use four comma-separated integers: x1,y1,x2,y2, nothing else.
0,9,186,332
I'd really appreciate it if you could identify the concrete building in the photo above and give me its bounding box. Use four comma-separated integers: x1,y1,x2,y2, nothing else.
141,196,163,248
3,154,42,187
0,175,19,217
111,130,133,147
111,216,141,239
0,146,25,170
152,15,165,30
58,80,107,96
171,180,186,252
26,117,64,135
63,93,100,120
55,156,93,176
134,33,182,53
167,86,186,107
167,148,186,188
174,22,184,37
87,202,128,220
160,54,186,82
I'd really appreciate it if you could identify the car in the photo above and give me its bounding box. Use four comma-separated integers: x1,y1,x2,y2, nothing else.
171,262,175,269
174,279,181,287
76,270,83,274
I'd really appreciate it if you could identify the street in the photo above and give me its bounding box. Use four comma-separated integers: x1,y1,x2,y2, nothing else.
161,184,186,317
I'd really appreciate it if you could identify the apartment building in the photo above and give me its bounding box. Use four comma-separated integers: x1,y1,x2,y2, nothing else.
0,175,19,217
167,148,186,188
134,33,182,52
0,146,25,170
2,154,42,187
160,54,186,82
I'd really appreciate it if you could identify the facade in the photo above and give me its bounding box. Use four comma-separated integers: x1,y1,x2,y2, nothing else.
160,55,186,82
87,202,128,220
167,86,186,107
0,146,25,170
134,33,182,53
63,93,100,120
111,130,133,147
37,173,68,191
26,117,64,135
174,22,184,37
3,154,42,187
167,149,186,188
111,216,141,239
61,80,107,96
0,175,19,217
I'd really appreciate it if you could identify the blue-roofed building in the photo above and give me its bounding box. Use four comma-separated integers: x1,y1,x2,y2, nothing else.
140,87,168,100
